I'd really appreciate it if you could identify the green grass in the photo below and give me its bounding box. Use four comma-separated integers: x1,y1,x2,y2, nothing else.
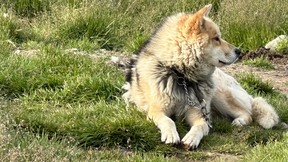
0,114,178,161
2,0,286,52
2,0,51,17
217,0,288,50
241,132,288,162
0,46,123,101
242,57,274,69
236,73,276,95
0,0,288,161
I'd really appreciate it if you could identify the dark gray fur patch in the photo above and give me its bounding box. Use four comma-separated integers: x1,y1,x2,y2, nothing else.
163,65,214,103
125,58,136,83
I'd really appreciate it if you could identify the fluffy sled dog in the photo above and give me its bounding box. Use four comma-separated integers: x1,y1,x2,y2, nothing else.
122,4,279,149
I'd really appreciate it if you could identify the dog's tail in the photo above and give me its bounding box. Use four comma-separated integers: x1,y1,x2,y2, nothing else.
251,97,279,129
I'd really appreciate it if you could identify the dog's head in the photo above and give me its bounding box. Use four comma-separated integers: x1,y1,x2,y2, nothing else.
178,4,241,67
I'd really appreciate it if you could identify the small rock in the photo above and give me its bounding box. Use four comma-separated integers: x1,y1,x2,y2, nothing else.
280,122,288,129
110,56,120,64
65,48,79,53
3,13,8,18
14,49,39,57
265,35,288,52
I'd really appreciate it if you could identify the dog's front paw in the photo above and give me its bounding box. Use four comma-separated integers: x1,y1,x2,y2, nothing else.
157,117,180,144
181,131,202,149
160,127,180,144
181,125,209,149
181,126,209,149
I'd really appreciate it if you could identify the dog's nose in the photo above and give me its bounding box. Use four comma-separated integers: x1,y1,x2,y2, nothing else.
234,48,241,56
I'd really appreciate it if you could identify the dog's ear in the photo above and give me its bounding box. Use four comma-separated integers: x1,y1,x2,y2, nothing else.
195,4,212,30
196,4,212,17
177,4,212,39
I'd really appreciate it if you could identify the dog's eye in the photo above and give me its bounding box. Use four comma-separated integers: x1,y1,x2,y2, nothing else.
213,37,220,42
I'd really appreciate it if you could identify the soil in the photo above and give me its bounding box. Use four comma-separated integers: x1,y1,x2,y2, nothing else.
240,47,288,65
222,47,288,96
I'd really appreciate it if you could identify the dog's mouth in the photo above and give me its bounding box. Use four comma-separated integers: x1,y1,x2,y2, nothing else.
219,57,239,65
219,60,228,65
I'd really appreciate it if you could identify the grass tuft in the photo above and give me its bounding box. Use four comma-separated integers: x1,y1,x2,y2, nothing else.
0,11,38,44
242,132,288,162
55,7,121,50
242,57,274,69
14,100,162,151
247,130,283,147
275,39,288,54
3,0,51,17
236,73,276,95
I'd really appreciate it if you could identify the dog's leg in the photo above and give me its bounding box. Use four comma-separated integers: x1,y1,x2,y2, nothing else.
212,91,253,126
181,107,210,149
147,107,180,144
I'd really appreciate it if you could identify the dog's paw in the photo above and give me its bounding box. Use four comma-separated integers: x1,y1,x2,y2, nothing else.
157,117,180,144
181,125,209,149
232,117,248,126
181,132,202,149
160,126,180,144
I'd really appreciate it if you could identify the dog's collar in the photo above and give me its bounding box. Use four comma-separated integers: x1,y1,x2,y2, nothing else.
181,78,212,128
170,67,204,102
171,67,212,128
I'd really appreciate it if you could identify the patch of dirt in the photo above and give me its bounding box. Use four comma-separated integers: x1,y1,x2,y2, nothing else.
241,47,288,65
222,47,288,96
205,152,241,162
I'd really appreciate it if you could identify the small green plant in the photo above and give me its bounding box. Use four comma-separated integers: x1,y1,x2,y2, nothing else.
242,57,274,69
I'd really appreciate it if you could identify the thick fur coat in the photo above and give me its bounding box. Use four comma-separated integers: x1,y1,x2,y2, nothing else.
122,4,279,149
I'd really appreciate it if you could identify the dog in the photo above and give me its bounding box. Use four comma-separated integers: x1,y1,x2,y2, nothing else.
121,4,279,149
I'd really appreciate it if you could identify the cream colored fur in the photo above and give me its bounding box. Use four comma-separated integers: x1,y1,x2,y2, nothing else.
212,68,279,129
